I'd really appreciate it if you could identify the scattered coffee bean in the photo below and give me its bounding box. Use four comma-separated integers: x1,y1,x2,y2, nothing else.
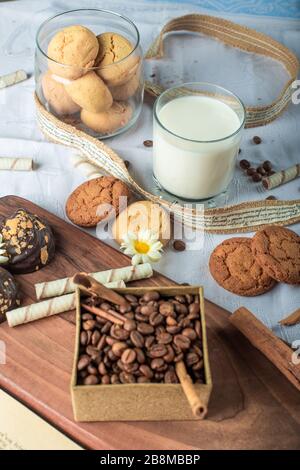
238,148,242,154
252,172,262,182
143,140,153,148
265,195,277,200
173,240,186,252
239,159,250,170
262,160,272,171
256,166,266,176
253,136,262,144
124,160,130,169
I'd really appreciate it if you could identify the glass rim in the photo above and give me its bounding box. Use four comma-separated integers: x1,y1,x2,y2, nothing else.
154,82,246,144
36,8,140,72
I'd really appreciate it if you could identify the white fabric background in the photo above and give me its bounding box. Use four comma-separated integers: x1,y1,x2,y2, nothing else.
0,0,299,346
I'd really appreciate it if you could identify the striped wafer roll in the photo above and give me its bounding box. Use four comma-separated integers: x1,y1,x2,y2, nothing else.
262,164,300,190
0,158,33,171
0,70,28,89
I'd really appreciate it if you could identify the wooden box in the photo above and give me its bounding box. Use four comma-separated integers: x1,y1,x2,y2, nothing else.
71,286,212,421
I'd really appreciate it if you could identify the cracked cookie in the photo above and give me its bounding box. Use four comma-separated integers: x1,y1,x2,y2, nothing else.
81,101,132,134
209,237,276,296
252,226,300,284
66,176,131,227
112,200,171,247
47,25,99,80
0,209,55,274
0,267,21,322
95,32,140,86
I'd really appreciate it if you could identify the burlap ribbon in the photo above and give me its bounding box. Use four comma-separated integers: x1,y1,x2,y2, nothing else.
35,95,300,233
144,14,299,128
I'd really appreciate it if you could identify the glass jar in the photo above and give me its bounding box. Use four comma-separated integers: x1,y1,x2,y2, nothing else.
153,83,245,201
35,9,144,139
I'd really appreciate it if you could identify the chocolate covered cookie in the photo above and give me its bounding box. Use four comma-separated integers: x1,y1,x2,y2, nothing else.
0,267,21,322
66,176,131,227
209,237,276,296
252,226,300,284
0,209,55,274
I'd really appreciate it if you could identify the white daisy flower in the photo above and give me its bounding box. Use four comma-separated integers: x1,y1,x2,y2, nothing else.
0,234,8,264
120,230,163,266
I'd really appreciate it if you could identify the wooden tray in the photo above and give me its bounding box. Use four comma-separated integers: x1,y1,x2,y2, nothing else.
0,196,299,449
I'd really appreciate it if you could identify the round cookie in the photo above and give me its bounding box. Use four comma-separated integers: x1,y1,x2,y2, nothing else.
95,32,140,86
251,225,300,284
65,71,113,113
112,200,171,247
0,267,21,322
41,71,80,116
81,101,132,134
109,70,140,101
66,176,131,228
0,209,55,274
209,237,276,296
47,25,99,79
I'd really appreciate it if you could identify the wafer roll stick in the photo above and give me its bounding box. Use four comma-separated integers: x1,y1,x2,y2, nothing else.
0,158,33,171
7,293,76,327
35,264,152,300
0,70,28,89
71,154,103,179
262,164,300,190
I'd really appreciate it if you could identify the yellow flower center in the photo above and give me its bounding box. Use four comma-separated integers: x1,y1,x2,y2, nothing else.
134,240,150,254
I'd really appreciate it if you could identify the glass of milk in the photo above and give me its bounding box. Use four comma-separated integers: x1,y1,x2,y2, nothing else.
153,83,245,201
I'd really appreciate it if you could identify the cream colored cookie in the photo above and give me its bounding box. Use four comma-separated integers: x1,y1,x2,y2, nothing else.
95,32,140,86
41,71,80,115
65,72,113,113
109,69,140,101
112,200,171,247
81,101,132,134
47,25,99,79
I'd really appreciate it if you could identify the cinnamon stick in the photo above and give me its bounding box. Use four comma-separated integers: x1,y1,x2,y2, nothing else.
175,361,207,419
230,307,300,392
81,303,125,325
279,308,300,326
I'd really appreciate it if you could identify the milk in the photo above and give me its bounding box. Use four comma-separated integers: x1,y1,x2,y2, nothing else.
153,95,242,200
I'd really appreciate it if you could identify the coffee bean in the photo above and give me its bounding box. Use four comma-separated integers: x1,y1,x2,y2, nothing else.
142,291,160,302
110,325,129,340
96,334,107,351
173,240,186,252
174,353,184,362
189,303,199,316
252,172,262,182
77,355,91,371
111,374,120,384
84,375,99,385
100,302,111,311
121,348,136,364
174,303,188,315
186,352,199,366
182,328,197,341
253,136,262,144
125,294,138,303
124,160,130,169
105,336,116,346
151,358,165,370
267,170,275,176
239,159,250,170
135,348,146,364
112,341,127,357
124,312,135,320
143,139,153,147
247,167,256,176
139,364,154,379
79,370,88,379
86,345,100,359
149,312,164,326
98,361,107,375
101,322,112,334
174,334,191,350
82,313,94,320
120,372,136,383
195,320,202,338
145,335,155,349
164,370,179,383
101,375,110,384
130,330,144,348
157,332,173,345
82,319,96,330
107,349,118,361
137,376,151,383
192,359,204,371
123,362,139,374
257,166,266,176
166,325,181,334
265,195,277,200
91,330,101,346
137,322,154,335
124,319,137,332
80,331,88,346
87,364,98,375
263,160,272,171
159,302,175,316
140,305,156,316
148,344,167,358
163,345,175,363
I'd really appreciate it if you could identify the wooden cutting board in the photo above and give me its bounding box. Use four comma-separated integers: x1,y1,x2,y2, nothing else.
0,196,299,450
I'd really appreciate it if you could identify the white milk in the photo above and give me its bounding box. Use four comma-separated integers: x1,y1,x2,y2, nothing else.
153,95,242,200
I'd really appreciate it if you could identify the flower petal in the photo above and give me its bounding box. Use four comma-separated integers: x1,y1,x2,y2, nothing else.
132,254,142,265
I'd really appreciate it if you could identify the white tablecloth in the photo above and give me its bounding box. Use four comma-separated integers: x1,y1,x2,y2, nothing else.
0,0,299,346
